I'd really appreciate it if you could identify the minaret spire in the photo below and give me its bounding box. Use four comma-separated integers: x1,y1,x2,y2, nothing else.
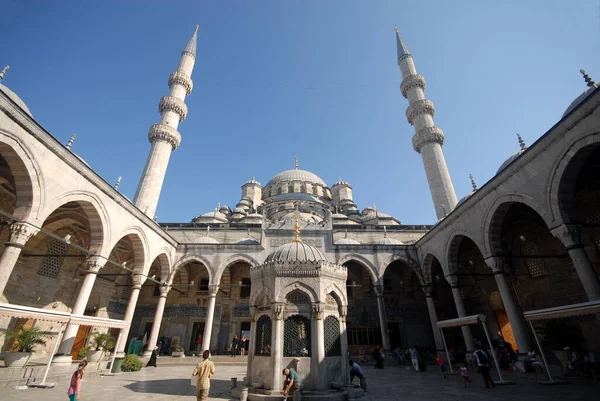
395,27,457,220
469,174,477,191
134,26,198,217
0,66,9,82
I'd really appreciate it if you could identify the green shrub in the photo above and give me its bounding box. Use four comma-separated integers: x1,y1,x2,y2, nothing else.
121,354,143,372
4,326,51,352
77,346,90,359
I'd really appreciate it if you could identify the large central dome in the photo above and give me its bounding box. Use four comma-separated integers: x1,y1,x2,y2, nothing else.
266,169,326,187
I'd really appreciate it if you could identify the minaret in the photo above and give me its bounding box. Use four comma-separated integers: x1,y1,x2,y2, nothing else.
134,26,198,217
395,27,457,220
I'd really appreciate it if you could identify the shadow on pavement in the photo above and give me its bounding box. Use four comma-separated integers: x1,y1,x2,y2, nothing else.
125,378,234,398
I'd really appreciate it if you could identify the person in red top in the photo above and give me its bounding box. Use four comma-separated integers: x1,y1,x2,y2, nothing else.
435,353,448,379
67,360,88,400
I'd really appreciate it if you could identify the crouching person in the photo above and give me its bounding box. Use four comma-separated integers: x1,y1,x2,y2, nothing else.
282,368,301,400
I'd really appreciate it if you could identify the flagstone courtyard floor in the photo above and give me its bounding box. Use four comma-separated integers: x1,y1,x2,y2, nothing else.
3,361,599,401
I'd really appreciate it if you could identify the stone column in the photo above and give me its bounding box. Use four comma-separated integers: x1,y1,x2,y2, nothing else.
551,224,600,300
422,284,444,351
54,256,106,363
339,305,349,385
0,222,38,296
246,306,257,385
484,257,530,353
202,284,219,351
143,284,170,356
115,274,145,355
270,303,284,392
311,303,326,391
446,275,475,352
374,284,390,351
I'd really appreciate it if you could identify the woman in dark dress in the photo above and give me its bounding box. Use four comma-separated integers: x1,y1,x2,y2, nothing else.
146,346,158,367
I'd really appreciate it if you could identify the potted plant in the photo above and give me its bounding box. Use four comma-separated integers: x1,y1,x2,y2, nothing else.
86,332,116,362
170,338,185,357
3,326,51,368
77,346,90,360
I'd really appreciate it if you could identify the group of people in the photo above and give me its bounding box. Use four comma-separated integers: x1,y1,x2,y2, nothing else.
230,334,248,357
435,344,496,389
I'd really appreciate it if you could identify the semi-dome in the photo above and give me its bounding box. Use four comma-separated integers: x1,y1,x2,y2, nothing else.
266,169,326,187
196,236,219,244
336,238,361,245
496,150,526,174
0,84,33,117
456,191,475,207
236,237,260,245
375,237,404,245
264,241,328,263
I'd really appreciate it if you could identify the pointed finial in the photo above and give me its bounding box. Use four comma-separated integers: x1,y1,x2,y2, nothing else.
469,174,477,191
183,25,198,58
66,134,76,150
0,65,9,82
206,225,210,236
252,176,255,182
195,24,199,33
383,225,387,237
292,214,302,243
395,27,411,63
516,133,527,151
247,228,251,237
580,69,595,88
217,202,221,210
115,176,122,190
373,203,377,211
295,156,299,170
344,229,348,239
395,26,399,33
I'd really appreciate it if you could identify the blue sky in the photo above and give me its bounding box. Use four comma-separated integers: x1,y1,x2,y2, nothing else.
1,0,598,224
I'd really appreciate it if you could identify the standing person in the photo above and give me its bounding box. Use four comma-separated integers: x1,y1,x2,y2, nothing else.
192,350,216,401
410,346,420,372
196,334,203,352
459,364,471,387
231,335,239,357
282,368,301,400
67,360,87,401
240,334,247,356
394,346,404,365
473,345,495,388
436,353,448,379
146,346,158,368
348,360,366,389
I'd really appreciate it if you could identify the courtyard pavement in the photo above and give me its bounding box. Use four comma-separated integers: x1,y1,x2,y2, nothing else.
3,361,599,401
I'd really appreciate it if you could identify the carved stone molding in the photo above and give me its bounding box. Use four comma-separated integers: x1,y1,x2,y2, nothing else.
207,285,219,297
250,305,258,322
7,222,39,247
484,256,504,273
273,303,284,320
373,284,384,297
85,255,105,273
400,74,426,98
168,71,193,95
412,126,445,153
132,274,145,288
406,99,435,125
422,283,434,297
148,123,182,149
551,224,583,249
338,305,347,322
159,284,171,297
446,274,459,288
312,303,324,320
158,95,188,121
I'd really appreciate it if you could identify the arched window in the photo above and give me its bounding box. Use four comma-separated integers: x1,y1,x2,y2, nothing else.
313,185,318,196
286,290,310,305
38,239,67,278
288,184,294,194
324,316,341,356
520,241,548,278
278,186,283,195
284,315,311,357
255,315,272,356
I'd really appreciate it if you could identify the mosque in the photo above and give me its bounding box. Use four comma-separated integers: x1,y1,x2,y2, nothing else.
0,24,599,390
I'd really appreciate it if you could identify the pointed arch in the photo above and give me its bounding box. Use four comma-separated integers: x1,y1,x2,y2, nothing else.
214,253,258,285
336,254,378,283
323,283,347,305
0,131,44,220
277,281,319,304
171,254,213,283
445,231,483,275
380,253,419,277
149,253,171,283
421,252,442,284
148,247,173,276
38,191,110,255
110,226,149,274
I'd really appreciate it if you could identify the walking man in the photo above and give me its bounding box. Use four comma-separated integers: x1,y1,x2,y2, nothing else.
192,350,216,401
410,345,420,372
231,335,239,357
473,345,495,388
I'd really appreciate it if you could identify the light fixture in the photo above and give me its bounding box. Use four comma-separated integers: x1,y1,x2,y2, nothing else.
151,274,156,280
64,234,72,244
435,274,440,281
468,260,474,266
122,261,127,267
519,235,527,242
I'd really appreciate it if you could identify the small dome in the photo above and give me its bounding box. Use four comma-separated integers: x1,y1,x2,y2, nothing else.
496,150,526,174
244,178,262,186
0,84,33,117
197,236,219,244
563,84,599,118
241,213,263,223
375,237,404,245
74,153,90,167
335,238,361,245
232,207,247,215
332,178,351,187
202,211,228,221
264,241,328,263
332,212,349,219
456,191,476,207
236,237,260,245
266,169,326,187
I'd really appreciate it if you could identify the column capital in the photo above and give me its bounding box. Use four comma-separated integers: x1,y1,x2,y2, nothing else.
207,284,219,297
85,256,105,273
250,305,258,322
312,303,324,320
446,274,459,287
338,305,348,322
7,222,39,247
484,256,505,273
273,302,285,320
374,284,384,297
551,224,583,250
158,284,171,297
422,283,434,297
131,273,145,288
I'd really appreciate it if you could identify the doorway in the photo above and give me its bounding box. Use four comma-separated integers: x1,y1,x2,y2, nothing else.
490,291,516,350
387,322,403,350
189,322,205,351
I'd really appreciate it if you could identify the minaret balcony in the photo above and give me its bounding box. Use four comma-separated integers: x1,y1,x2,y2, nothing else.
159,96,188,121
400,74,426,98
148,123,182,150
412,126,445,153
406,99,435,125
168,71,194,95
